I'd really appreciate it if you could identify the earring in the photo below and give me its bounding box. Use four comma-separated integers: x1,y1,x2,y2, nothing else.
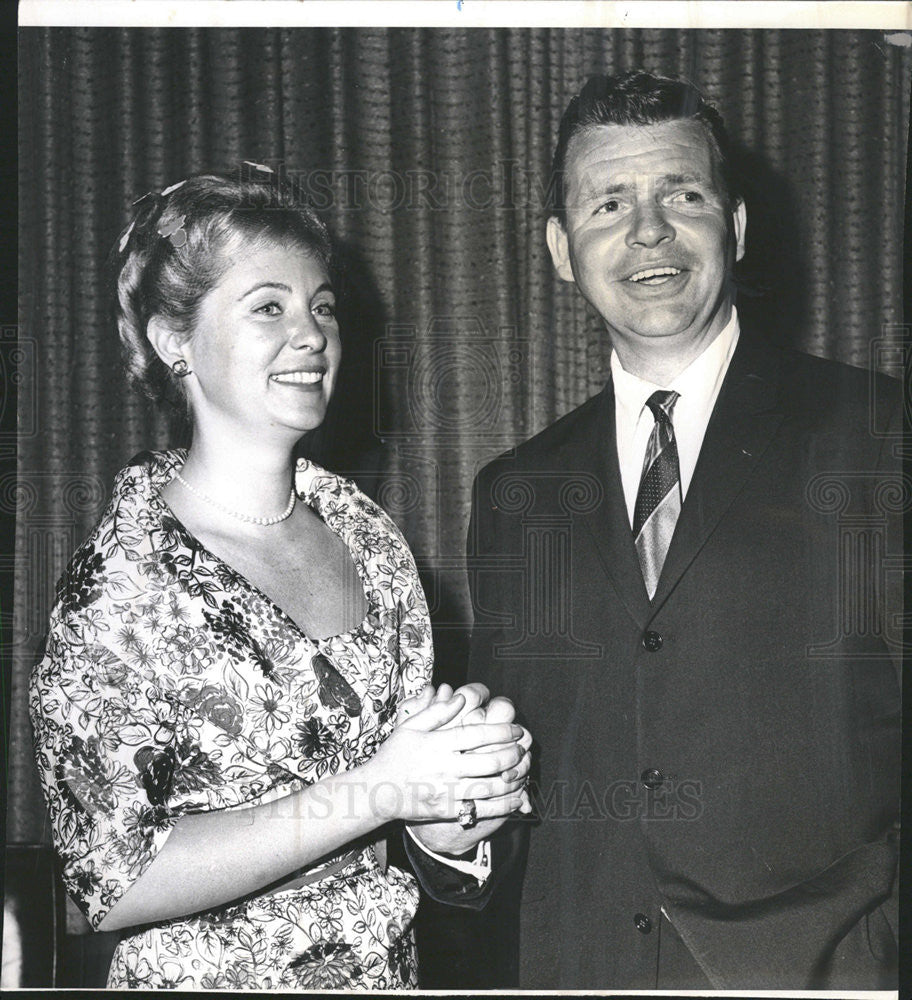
171,359,191,378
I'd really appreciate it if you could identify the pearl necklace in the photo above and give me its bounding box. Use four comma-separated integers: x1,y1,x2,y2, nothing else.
174,472,296,526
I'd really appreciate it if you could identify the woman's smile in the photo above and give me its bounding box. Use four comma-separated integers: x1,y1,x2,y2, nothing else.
270,368,327,386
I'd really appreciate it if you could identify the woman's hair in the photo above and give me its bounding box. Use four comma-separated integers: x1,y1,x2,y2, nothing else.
115,170,334,409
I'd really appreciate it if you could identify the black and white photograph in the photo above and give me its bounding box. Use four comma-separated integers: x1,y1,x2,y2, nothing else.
6,1,910,993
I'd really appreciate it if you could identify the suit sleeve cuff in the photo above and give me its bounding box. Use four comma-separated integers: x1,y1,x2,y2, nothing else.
404,826,491,883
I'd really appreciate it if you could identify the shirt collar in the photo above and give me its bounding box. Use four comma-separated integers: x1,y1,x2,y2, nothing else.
610,308,740,425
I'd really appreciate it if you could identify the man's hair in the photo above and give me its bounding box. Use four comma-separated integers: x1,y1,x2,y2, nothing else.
550,70,739,223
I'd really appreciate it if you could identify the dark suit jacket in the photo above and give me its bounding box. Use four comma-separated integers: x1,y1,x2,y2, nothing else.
465,332,902,990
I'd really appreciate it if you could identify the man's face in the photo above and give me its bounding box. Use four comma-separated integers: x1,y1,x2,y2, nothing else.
547,119,746,358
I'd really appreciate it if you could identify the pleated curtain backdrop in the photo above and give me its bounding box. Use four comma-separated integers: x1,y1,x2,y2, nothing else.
12,27,910,854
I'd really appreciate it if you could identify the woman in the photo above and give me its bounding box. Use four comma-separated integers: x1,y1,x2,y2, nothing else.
29,172,531,990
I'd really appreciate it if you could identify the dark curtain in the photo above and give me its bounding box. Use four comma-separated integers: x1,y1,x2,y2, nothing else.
12,24,910,984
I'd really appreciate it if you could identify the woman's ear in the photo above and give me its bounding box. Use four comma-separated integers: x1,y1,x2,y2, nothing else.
146,316,188,369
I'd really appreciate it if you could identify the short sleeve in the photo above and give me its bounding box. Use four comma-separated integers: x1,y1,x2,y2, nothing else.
29,613,185,929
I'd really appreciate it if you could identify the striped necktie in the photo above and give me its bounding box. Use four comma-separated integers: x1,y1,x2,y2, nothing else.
632,390,681,599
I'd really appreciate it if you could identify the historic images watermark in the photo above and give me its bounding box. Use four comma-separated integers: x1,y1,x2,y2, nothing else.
370,315,537,632
803,328,911,659
473,468,605,660
4,469,110,650
248,777,704,824
373,316,530,444
525,777,703,823
1,331,110,653
236,160,557,214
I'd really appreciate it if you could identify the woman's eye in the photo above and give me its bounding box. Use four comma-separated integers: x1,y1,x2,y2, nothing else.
254,301,283,316
313,301,337,320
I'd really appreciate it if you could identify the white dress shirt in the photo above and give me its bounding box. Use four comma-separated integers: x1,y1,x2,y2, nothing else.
406,825,491,882
611,310,741,526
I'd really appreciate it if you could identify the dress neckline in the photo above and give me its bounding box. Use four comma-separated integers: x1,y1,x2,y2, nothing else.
138,451,377,645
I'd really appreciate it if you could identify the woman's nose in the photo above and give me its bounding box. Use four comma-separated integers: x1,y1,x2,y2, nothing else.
626,201,675,249
287,313,327,351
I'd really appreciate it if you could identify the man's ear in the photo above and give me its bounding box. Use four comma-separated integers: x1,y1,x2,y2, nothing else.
146,316,188,369
732,198,747,263
546,216,575,283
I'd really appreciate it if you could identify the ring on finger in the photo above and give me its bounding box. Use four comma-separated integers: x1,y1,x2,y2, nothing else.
457,799,478,829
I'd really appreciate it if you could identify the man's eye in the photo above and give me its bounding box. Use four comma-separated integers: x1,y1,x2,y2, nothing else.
595,199,621,215
254,301,282,316
670,190,704,205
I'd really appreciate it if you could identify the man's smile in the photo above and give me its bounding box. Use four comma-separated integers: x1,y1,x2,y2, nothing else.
626,265,684,285
620,264,690,294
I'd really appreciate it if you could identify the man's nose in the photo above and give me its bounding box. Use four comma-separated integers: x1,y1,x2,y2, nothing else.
287,313,328,351
626,201,675,249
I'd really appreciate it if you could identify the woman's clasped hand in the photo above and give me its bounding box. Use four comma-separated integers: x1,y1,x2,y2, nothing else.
366,683,533,825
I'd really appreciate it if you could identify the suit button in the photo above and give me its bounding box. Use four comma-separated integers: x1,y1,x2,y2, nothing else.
642,630,663,651
634,912,653,934
641,768,664,789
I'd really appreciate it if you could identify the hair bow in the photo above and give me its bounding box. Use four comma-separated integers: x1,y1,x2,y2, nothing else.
118,180,189,253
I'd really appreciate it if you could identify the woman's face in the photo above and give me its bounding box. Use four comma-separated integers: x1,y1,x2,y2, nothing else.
179,240,341,445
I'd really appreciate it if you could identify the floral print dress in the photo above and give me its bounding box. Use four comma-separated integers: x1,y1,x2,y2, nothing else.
29,450,434,989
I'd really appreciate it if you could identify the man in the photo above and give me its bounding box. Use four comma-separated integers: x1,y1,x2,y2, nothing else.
465,71,902,990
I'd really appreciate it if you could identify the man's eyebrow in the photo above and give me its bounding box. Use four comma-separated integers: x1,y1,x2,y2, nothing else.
238,281,292,301
577,173,707,199
660,173,706,187
576,179,633,200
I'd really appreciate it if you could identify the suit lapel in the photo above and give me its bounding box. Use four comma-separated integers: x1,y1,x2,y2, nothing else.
650,334,786,609
558,381,653,628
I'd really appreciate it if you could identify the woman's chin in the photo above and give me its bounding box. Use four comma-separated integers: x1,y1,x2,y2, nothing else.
262,403,330,438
